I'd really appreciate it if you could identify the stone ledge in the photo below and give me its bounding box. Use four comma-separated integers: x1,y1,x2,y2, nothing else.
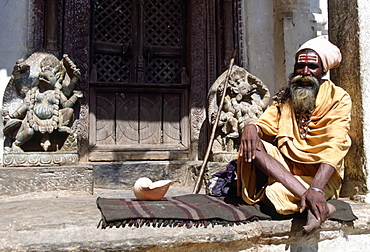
93,161,227,189
0,165,93,196
1,186,369,251
84,199,370,251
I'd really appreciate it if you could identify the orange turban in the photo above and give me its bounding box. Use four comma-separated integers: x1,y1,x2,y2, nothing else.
296,36,342,73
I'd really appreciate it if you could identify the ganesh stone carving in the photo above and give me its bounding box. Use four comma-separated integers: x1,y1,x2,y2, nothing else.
2,52,82,166
207,65,270,162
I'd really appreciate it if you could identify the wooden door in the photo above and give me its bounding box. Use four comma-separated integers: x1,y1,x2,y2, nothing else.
89,0,189,161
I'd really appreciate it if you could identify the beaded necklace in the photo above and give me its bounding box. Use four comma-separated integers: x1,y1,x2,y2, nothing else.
296,111,312,139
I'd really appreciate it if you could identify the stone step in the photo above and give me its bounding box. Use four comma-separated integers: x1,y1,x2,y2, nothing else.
0,165,93,196
0,161,229,196
1,187,369,251
92,161,228,190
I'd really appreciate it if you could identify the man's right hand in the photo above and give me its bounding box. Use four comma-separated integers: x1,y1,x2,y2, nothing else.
300,188,329,223
240,124,261,162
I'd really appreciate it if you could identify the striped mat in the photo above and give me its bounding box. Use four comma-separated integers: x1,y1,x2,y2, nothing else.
96,194,270,228
96,194,357,229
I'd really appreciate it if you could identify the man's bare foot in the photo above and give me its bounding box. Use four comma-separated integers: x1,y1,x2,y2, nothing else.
303,203,336,235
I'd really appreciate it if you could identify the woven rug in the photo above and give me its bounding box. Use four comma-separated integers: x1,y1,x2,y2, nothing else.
96,194,357,229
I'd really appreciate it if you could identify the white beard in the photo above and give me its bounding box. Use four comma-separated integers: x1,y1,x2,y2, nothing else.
289,75,320,114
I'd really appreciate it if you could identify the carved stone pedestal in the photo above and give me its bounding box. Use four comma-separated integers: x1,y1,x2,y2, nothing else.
3,152,78,167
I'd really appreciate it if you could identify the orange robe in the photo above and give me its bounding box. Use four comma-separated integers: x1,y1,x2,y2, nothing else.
237,80,351,214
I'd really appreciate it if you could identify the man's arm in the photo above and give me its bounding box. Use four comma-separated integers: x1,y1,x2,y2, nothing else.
300,163,335,223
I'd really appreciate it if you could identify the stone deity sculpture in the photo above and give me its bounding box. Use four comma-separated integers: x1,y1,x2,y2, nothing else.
2,52,82,166
207,66,270,162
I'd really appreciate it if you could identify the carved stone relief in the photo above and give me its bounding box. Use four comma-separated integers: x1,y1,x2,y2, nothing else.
2,52,82,166
207,66,270,162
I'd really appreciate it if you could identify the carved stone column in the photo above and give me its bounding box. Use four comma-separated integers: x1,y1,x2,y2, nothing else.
273,0,317,90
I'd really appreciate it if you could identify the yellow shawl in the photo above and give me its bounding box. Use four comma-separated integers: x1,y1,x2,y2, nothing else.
252,80,351,176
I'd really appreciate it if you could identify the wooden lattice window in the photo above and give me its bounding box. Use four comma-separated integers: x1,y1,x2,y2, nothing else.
91,0,187,85
89,0,189,158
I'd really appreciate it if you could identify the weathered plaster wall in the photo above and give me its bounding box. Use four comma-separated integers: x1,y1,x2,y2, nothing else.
0,0,30,164
243,1,275,95
243,0,317,97
0,0,30,73
311,0,328,36
328,0,369,198
273,0,317,94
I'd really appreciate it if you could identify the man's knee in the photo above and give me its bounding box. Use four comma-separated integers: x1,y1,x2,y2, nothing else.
265,182,300,214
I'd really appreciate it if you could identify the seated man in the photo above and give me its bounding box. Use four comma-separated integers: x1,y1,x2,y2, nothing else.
237,36,351,234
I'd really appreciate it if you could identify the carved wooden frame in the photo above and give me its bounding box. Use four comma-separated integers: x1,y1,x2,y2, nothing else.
29,0,45,53
188,0,216,160
62,0,91,162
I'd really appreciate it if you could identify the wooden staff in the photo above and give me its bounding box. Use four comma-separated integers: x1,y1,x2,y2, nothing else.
192,49,237,194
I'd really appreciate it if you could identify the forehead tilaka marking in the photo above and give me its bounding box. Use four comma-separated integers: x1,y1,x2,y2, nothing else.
297,53,319,63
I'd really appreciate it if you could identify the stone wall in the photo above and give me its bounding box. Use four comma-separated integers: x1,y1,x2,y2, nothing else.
0,0,30,72
328,0,369,198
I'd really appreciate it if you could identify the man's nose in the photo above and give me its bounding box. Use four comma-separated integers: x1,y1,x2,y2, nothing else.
302,66,310,75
